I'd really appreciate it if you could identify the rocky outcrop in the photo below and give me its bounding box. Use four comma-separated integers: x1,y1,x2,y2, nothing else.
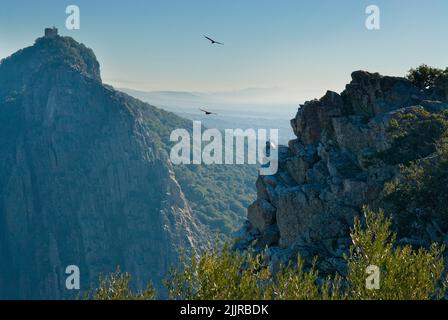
238,71,448,273
0,34,210,298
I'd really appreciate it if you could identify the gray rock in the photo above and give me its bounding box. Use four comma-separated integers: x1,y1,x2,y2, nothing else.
240,70,446,276
247,199,277,232
259,224,280,247
286,157,308,184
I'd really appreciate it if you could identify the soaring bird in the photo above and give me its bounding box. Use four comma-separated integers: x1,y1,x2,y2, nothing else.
200,108,218,115
204,35,224,45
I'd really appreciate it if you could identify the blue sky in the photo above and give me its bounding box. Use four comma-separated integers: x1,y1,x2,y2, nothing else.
1,0,448,103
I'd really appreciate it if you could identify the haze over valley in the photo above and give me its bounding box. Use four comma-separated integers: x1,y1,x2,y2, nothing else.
120,88,298,144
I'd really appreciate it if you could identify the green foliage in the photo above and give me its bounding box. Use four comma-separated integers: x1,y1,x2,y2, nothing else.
165,244,272,300
347,207,446,300
93,209,446,300
174,164,257,235
407,64,448,90
165,247,344,300
90,268,156,300
384,154,448,237
381,107,448,238
379,107,448,165
271,258,345,300
124,94,257,237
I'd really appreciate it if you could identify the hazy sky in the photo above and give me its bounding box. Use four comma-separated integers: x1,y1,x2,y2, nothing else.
1,0,448,103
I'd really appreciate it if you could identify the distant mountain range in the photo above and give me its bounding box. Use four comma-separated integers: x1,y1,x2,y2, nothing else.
120,88,298,144
119,87,300,111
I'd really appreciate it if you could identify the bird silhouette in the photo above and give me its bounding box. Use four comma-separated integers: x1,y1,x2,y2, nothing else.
204,35,224,45
200,108,218,115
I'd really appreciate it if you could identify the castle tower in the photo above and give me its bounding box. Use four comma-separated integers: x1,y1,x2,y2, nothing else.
44,27,58,38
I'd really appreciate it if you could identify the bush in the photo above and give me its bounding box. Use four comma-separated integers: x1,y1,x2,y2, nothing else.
407,64,448,90
92,208,446,300
347,207,446,300
379,107,448,165
90,268,156,300
382,108,448,238
270,257,345,300
165,244,271,300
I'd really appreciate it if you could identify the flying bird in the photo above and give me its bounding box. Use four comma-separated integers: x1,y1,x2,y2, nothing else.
200,108,218,115
204,35,224,45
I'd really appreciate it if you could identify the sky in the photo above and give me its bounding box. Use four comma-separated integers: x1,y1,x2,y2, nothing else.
1,0,448,104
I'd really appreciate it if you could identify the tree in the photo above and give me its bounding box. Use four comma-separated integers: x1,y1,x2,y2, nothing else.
165,244,272,300
347,207,446,300
407,64,448,90
92,209,447,300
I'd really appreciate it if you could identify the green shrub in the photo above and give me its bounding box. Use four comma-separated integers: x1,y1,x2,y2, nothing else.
407,64,448,90
382,108,448,238
92,208,446,300
379,107,448,165
347,207,446,300
165,244,271,300
270,257,345,300
90,268,156,300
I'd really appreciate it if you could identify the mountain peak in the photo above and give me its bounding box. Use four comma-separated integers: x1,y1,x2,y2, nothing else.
0,31,213,298
0,30,101,97
32,30,101,81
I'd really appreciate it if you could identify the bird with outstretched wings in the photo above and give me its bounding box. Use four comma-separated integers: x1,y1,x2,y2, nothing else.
200,108,218,115
204,35,224,45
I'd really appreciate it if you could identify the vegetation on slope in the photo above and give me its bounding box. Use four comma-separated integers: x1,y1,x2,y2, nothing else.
373,65,448,242
174,164,256,235
121,92,257,236
91,207,446,300
383,108,448,241
407,64,448,92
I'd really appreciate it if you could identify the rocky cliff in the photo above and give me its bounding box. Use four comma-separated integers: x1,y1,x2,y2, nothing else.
239,71,448,274
0,34,211,299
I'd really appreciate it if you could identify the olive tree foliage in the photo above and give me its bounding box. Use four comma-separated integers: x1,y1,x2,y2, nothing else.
407,64,448,99
164,207,445,300
407,64,448,90
347,207,446,300
89,267,156,300
92,209,446,300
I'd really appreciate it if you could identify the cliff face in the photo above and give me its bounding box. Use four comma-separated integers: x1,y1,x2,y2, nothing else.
240,71,448,273
0,35,209,298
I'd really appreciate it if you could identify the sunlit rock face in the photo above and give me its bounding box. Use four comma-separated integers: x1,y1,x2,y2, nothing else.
238,70,448,274
0,35,209,299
